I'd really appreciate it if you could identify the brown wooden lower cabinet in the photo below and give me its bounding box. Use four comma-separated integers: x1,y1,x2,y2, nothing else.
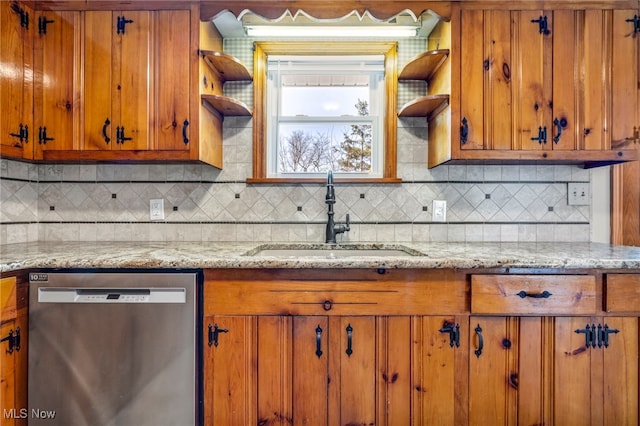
203,314,468,425
0,275,27,426
469,316,638,426
204,270,640,425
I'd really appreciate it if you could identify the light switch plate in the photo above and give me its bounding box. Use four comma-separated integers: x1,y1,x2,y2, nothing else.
150,199,164,220
567,183,590,206
432,200,447,222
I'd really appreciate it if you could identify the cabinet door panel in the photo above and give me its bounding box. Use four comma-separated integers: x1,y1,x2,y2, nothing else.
517,317,546,425
380,317,412,425
83,11,113,151
413,316,465,425
256,316,293,426
333,316,376,425
293,316,328,425
0,1,33,159
553,317,594,426
551,10,577,151
602,317,638,426
516,11,547,151
0,321,16,426
203,315,256,426
612,10,640,148
460,10,485,150
582,10,607,151
34,11,79,157
469,317,517,426
155,10,190,151
486,11,513,150
114,11,149,150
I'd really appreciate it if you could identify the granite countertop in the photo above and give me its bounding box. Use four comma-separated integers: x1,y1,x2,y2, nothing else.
2,241,640,273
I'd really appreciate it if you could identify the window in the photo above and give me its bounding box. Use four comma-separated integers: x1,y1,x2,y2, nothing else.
250,42,400,182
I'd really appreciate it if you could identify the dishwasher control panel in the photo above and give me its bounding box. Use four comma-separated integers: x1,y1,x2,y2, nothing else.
77,292,151,303
37,287,186,304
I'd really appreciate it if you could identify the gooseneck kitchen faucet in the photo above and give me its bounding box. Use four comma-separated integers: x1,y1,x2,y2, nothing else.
325,170,350,243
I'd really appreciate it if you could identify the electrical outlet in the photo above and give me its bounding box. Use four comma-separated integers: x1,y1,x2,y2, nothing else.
567,183,590,206
150,199,164,220
432,200,447,222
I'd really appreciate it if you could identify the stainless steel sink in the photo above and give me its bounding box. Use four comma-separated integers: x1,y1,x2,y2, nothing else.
245,244,421,258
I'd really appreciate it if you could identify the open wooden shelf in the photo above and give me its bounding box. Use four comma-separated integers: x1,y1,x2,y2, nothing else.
398,94,449,118
201,94,252,117
200,50,252,82
398,49,449,82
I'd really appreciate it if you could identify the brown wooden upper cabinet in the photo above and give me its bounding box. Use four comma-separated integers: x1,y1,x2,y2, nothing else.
26,6,200,164
83,10,151,152
33,10,80,159
612,9,640,150
1,1,33,161
82,9,193,154
428,3,640,168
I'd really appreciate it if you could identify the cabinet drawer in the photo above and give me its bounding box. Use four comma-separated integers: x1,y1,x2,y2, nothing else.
606,274,640,313
471,275,596,315
204,269,467,316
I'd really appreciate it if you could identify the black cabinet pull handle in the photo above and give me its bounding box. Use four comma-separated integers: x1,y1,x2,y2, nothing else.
553,117,568,144
182,119,190,144
315,325,323,358
208,323,228,347
102,118,111,143
474,324,483,358
345,324,353,357
460,117,468,144
517,290,552,299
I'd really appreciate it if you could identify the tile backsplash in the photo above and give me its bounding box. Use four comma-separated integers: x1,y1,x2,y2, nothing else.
1,116,593,244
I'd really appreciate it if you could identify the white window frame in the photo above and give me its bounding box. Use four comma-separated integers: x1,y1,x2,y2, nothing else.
266,55,384,179
251,42,399,183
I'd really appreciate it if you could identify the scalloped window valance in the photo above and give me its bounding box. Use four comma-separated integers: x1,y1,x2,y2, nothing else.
200,1,451,22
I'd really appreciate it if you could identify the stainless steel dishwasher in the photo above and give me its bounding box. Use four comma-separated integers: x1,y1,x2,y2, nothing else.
28,271,201,426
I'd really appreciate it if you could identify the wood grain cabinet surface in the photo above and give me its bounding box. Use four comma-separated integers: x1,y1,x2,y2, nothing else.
202,269,639,425
471,274,596,315
1,1,34,161
429,3,640,168
33,10,80,159
0,276,28,426
203,269,468,425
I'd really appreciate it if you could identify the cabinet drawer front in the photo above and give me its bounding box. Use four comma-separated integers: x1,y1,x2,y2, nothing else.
204,269,467,316
606,274,640,313
471,275,596,315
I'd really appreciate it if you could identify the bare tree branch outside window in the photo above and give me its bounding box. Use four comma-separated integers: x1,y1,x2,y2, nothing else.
278,99,371,173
